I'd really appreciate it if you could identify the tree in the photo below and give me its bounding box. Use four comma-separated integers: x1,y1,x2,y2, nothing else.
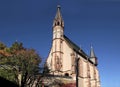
0,42,6,50
14,49,41,87
10,41,25,53
0,42,42,87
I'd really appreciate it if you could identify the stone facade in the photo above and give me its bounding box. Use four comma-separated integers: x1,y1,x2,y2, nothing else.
46,5,100,87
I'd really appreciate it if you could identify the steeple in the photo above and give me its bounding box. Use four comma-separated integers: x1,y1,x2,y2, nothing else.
90,46,98,66
90,46,96,58
53,5,64,28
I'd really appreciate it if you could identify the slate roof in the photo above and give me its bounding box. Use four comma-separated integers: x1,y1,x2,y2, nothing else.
63,35,89,59
64,35,97,65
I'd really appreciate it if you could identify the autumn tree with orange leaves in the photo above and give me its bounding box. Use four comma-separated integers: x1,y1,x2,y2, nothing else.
0,41,42,87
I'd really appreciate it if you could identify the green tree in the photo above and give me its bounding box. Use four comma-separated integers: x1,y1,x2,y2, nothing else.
0,42,6,50
0,42,42,87
10,41,25,53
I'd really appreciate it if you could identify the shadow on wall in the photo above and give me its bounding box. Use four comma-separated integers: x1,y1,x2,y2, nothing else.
61,83,76,87
0,77,18,87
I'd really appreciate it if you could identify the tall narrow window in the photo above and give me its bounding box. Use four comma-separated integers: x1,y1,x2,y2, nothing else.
57,22,60,25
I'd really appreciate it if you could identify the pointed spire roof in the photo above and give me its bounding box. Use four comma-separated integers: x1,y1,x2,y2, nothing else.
90,45,96,58
53,5,64,27
55,5,63,20
90,45,98,66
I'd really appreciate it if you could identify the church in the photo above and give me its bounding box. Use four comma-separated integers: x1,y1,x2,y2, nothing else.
46,5,101,87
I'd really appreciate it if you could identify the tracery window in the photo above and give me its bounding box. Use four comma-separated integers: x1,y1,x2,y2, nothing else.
55,55,62,71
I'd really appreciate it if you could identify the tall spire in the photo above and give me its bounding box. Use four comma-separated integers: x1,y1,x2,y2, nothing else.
90,45,98,66
53,5,64,28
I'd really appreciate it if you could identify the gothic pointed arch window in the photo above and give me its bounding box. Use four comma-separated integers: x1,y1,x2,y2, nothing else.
57,21,60,25
54,55,62,71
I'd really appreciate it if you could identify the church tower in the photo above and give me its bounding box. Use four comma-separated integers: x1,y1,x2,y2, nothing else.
51,5,64,73
53,5,64,39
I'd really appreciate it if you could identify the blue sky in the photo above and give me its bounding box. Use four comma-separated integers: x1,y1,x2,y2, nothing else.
0,0,120,87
